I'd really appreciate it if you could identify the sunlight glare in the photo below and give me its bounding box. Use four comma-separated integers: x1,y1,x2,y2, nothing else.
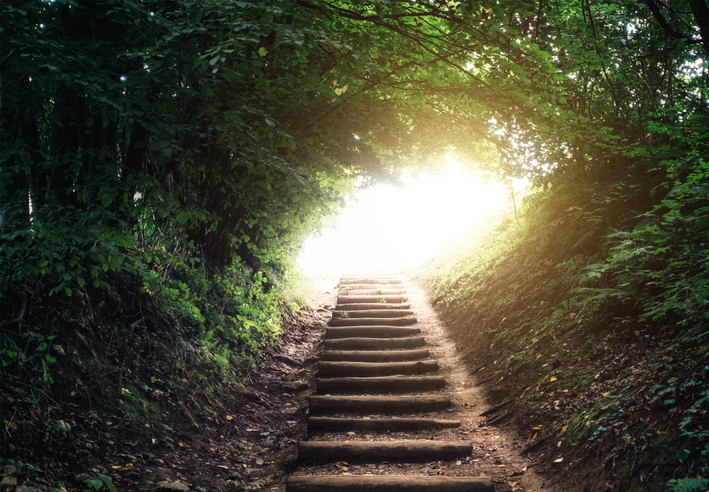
298,162,506,276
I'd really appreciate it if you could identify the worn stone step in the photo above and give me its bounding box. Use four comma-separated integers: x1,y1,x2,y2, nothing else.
309,395,450,414
339,278,403,285
329,317,417,327
324,337,426,350
325,326,420,339
321,349,430,362
339,289,405,296
332,309,415,319
319,360,438,378
317,375,446,394
335,303,411,311
307,417,461,432
340,274,400,280
339,284,404,291
337,295,408,304
297,440,471,463
286,475,493,492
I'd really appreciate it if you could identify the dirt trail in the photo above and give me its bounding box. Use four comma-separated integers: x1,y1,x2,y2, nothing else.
287,274,558,492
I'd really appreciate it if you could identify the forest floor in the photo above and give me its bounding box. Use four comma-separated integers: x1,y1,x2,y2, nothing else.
0,278,601,492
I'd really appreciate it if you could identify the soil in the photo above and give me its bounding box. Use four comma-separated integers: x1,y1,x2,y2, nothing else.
1,278,573,492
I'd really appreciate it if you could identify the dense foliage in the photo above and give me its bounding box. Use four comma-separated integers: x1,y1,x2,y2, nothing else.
2,0,709,487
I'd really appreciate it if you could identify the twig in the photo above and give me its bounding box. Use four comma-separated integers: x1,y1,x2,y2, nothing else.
480,397,516,417
486,412,513,426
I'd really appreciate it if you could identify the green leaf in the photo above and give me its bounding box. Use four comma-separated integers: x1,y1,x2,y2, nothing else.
84,478,103,490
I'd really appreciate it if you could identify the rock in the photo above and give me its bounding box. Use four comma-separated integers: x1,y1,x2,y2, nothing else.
255,458,264,466
15,486,41,492
1,478,17,487
228,471,242,481
282,381,308,391
281,407,298,415
3,465,18,476
244,480,266,491
156,481,189,492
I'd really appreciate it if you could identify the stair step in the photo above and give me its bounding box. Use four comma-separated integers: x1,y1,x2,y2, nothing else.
307,417,461,432
309,395,450,414
286,475,493,492
331,309,415,319
335,303,411,311
337,296,408,304
319,360,438,378
325,327,420,339
329,317,417,327
339,284,403,291
339,278,403,285
339,289,405,296
340,273,400,279
297,440,471,463
317,376,445,394
324,337,426,350
321,349,430,362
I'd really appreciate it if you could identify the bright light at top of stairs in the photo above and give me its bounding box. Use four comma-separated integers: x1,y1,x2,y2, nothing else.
298,159,507,276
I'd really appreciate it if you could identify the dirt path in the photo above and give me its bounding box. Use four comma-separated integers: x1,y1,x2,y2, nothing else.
286,274,557,492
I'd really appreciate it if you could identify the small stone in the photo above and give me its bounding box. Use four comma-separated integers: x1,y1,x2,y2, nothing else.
282,381,308,391
156,481,189,492
1,478,17,487
281,407,298,415
75,474,92,483
15,486,41,492
3,465,18,476
255,458,264,466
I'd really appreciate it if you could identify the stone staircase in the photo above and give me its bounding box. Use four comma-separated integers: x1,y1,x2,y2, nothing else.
286,274,493,491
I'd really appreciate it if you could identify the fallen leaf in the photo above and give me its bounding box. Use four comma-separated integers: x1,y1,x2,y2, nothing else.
550,376,557,382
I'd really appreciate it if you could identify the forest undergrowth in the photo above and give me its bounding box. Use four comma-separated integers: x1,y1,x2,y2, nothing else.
420,163,709,492
0,260,317,485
